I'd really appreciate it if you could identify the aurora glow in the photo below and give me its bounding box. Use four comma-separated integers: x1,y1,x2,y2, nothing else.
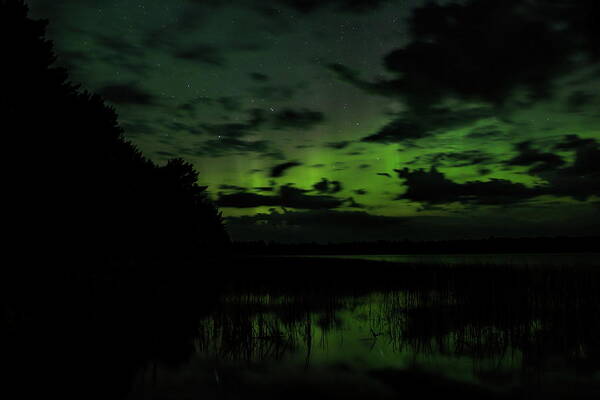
28,0,600,242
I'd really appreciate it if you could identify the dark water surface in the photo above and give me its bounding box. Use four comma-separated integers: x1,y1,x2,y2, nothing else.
127,255,600,400
295,253,600,267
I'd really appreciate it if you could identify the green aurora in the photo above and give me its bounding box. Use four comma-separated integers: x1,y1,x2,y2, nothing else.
28,0,600,242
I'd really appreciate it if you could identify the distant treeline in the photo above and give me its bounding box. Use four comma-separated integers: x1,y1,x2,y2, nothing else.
233,236,600,255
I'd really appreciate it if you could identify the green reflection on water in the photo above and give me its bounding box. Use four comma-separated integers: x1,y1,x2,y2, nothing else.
129,263,600,399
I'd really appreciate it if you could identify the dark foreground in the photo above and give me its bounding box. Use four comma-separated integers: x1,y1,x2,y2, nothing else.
3,255,600,399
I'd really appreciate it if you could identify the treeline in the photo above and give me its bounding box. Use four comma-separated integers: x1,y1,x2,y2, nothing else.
233,236,600,255
2,3,230,396
1,0,229,266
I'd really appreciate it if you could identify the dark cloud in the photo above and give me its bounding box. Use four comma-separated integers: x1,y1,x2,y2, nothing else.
358,164,371,169
408,150,495,168
249,72,269,81
174,44,225,66
155,150,176,158
325,140,352,149
216,191,280,208
354,189,367,195
330,1,600,113
466,126,506,140
200,108,265,138
258,150,286,160
177,96,245,117
376,172,391,178
395,167,543,206
566,91,596,113
505,141,565,173
83,31,152,76
217,96,244,112
120,119,156,137
194,137,273,157
56,50,92,73
97,83,157,106
254,186,275,192
272,108,325,130
396,135,600,205
261,0,390,15
539,135,600,200
219,184,247,191
362,107,492,143
163,120,204,136
216,184,359,210
251,85,298,102
554,134,598,151
95,33,144,57
191,106,323,135
270,161,302,177
312,178,342,194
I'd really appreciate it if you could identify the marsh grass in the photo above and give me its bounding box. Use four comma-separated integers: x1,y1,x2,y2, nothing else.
201,256,600,374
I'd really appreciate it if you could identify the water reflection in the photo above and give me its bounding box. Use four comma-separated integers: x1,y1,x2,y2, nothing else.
300,253,600,267
129,286,600,399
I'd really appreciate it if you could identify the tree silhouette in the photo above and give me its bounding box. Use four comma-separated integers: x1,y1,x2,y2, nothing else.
1,0,229,266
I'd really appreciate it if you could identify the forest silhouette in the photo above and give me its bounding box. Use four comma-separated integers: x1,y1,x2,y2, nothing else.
2,1,230,398
2,0,229,267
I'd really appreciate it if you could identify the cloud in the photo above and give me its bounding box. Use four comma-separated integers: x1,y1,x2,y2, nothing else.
177,96,246,117
396,135,600,206
272,108,325,130
312,178,342,194
217,184,360,210
200,108,265,138
270,161,302,177
466,125,505,140
395,167,543,206
566,91,596,112
219,184,247,191
261,0,390,15
505,141,565,174
120,119,157,136
330,1,600,113
194,137,274,157
538,134,600,200
174,43,226,66
408,150,495,168
376,172,391,178
95,32,144,57
250,85,298,102
97,83,157,105
193,106,324,137
325,141,352,149
163,120,204,136
361,107,492,143
249,72,269,81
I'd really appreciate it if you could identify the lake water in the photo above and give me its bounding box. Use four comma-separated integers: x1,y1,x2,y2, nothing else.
128,287,600,399
298,253,600,267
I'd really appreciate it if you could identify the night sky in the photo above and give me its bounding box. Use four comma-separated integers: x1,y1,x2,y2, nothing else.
28,0,600,242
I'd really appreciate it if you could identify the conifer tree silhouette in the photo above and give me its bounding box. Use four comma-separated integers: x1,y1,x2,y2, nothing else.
1,0,229,265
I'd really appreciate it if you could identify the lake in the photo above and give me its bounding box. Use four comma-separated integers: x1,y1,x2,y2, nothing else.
295,253,600,267
127,254,600,400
